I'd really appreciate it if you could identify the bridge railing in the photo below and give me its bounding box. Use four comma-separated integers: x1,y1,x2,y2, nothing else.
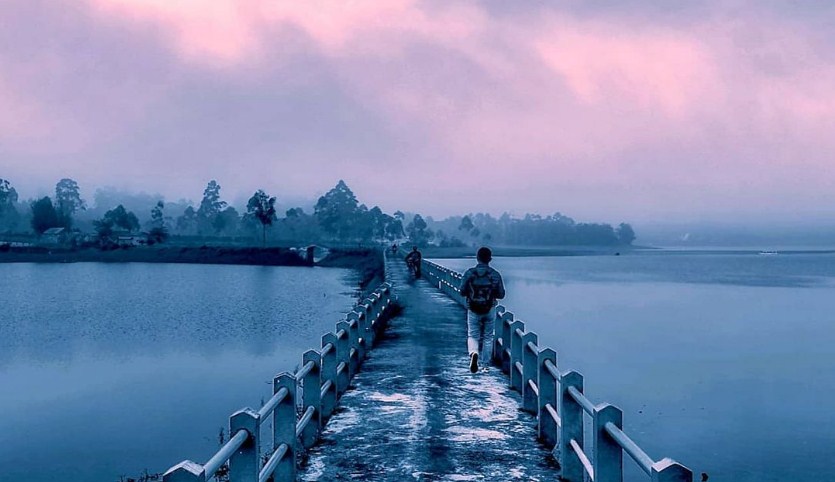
419,258,694,482
163,280,395,482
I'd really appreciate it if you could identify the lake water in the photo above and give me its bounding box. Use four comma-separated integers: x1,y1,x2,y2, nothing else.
438,250,835,482
0,263,357,482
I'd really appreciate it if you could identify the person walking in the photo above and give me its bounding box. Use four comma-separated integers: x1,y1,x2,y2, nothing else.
404,246,422,278
459,247,505,373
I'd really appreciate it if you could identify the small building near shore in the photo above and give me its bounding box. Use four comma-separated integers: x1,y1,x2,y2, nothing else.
113,231,147,247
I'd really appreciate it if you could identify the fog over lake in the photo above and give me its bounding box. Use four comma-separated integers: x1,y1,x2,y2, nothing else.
438,249,835,482
0,263,356,482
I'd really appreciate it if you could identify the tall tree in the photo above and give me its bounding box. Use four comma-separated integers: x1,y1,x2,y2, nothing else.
149,201,165,228
353,204,375,242
54,178,85,228
197,180,227,235
246,190,277,247
616,223,636,245
314,180,360,240
176,206,198,234
458,215,474,233
93,218,114,242
281,207,321,242
0,179,20,230
93,206,139,243
214,206,241,236
406,213,433,247
30,197,60,235
148,201,169,243
369,206,387,241
103,205,140,232
385,218,405,241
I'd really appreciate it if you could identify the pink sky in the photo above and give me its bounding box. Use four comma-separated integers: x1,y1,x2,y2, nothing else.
1,0,834,223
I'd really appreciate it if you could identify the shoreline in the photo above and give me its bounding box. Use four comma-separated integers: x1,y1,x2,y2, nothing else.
317,248,385,294
420,245,642,259
0,245,312,266
0,244,387,296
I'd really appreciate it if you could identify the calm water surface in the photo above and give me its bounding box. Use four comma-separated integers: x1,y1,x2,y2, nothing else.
439,250,835,482
0,263,356,482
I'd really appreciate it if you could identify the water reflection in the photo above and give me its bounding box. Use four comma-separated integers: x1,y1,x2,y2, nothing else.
438,251,835,482
0,263,356,482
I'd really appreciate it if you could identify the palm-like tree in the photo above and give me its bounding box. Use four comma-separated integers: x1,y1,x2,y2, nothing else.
247,190,277,247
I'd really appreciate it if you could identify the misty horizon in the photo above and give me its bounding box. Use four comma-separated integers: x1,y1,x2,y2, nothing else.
6,179,835,237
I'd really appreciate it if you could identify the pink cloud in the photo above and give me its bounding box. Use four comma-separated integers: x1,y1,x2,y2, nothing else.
534,19,718,118
3,1,835,220
0,73,50,146
85,0,486,66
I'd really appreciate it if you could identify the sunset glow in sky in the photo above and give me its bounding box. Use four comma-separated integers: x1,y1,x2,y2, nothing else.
2,1,834,223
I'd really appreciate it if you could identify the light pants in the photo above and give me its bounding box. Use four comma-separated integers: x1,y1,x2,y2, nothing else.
467,307,496,362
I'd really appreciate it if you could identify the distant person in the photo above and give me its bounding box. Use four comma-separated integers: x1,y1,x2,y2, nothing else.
405,246,422,278
391,243,398,255
459,247,505,373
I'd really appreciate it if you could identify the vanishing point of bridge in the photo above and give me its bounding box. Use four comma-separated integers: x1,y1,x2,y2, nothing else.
164,253,693,482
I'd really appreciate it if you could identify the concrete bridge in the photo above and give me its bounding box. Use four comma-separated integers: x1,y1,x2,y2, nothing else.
163,253,693,482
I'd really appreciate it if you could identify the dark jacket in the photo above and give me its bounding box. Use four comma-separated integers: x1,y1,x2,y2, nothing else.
405,250,422,265
459,263,505,306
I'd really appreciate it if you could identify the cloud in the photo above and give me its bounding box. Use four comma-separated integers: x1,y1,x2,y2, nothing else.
2,0,835,221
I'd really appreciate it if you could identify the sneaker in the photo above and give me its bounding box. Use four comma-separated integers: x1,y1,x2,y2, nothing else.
469,352,479,373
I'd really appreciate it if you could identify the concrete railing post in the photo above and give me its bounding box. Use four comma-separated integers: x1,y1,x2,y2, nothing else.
651,459,694,482
359,302,375,346
379,283,391,303
493,306,506,366
366,300,377,339
508,320,525,392
335,321,351,395
559,370,585,482
369,288,383,330
370,294,382,331
273,373,296,481
521,332,539,414
348,311,367,361
499,311,514,372
228,409,260,482
347,317,362,373
321,333,338,421
594,403,624,482
378,289,390,325
537,348,559,449
301,349,321,449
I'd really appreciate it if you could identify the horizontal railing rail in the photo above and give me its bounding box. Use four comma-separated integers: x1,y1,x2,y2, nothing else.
418,257,694,482
163,257,396,482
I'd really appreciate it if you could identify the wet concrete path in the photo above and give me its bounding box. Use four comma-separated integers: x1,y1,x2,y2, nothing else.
300,256,558,481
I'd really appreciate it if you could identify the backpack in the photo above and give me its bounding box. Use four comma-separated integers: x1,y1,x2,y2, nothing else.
468,269,496,314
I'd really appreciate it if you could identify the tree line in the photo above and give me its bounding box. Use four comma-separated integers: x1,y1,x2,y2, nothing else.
430,213,635,247
0,177,636,247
